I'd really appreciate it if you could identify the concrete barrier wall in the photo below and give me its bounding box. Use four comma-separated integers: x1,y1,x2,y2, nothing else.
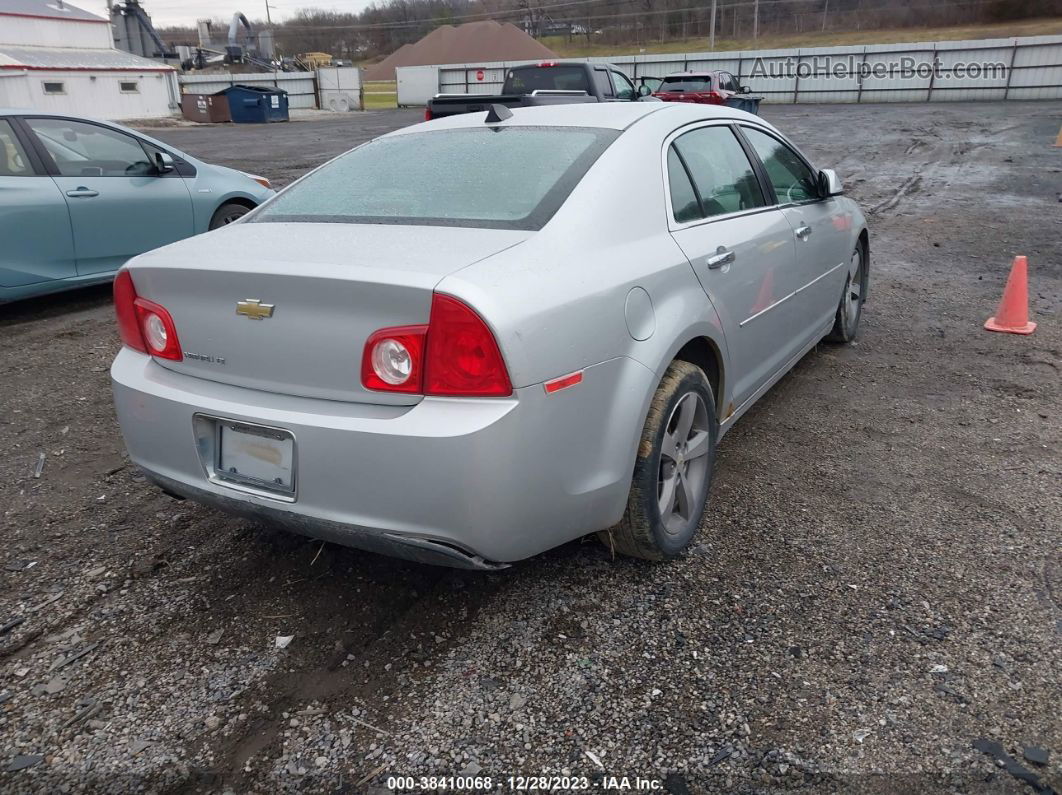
397,34,1062,106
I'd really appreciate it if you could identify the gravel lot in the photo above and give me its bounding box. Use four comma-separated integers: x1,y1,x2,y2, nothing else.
1,102,1059,794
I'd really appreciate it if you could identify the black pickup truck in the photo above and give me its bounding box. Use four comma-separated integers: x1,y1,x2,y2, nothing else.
425,61,652,119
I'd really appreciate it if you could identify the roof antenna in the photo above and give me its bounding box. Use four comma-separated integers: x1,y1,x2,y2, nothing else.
485,104,512,124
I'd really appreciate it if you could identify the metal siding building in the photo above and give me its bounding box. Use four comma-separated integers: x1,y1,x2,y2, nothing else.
0,0,178,120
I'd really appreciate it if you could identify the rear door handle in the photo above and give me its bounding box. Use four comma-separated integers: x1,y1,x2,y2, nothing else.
706,248,735,269
795,223,812,240
66,188,99,198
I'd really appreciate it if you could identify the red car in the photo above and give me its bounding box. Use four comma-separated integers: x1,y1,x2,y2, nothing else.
652,71,746,105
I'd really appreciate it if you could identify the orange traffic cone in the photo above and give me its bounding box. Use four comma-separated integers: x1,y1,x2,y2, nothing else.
984,255,1036,335
1055,126,1062,147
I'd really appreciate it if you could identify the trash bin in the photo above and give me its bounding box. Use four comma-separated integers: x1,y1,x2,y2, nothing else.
180,92,231,123
725,95,762,115
219,84,289,123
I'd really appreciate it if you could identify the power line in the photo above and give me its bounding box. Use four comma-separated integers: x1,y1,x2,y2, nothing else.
156,0,1003,37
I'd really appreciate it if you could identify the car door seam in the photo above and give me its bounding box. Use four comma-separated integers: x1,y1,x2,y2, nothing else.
738,260,845,327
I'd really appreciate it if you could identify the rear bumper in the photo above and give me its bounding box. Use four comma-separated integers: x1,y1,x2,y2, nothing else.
111,348,655,564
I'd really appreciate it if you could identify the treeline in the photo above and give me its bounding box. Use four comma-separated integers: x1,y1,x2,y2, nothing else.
157,0,1056,62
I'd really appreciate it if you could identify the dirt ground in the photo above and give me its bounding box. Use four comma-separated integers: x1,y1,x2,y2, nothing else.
1,102,1059,794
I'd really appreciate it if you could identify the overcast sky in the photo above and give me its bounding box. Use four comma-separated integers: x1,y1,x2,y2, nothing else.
84,0,377,28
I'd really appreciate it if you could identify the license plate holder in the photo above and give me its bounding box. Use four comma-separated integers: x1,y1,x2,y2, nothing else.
212,419,296,499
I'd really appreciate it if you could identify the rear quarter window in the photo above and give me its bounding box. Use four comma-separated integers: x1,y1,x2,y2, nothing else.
255,126,618,231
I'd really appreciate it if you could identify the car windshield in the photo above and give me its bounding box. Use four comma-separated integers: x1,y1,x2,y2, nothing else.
660,76,713,92
504,66,591,93
254,126,618,231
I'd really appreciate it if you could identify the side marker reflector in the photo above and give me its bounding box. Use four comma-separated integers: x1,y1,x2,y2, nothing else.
544,370,583,394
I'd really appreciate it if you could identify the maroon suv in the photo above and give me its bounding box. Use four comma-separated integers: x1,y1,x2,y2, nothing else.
652,71,745,105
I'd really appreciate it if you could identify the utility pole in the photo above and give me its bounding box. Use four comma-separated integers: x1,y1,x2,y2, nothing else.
264,0,272,26
821,0,829,32
709,0,717,50
753,0,759,40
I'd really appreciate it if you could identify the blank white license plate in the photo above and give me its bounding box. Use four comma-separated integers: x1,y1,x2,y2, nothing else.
217,422,295,493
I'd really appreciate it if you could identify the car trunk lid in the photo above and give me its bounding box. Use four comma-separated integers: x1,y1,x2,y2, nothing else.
128,222,528,404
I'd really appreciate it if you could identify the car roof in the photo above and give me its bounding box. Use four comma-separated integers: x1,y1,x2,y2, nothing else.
662,71,723,77
393,101,755,135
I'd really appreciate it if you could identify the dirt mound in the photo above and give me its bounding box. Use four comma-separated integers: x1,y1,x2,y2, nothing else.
364,20,556,82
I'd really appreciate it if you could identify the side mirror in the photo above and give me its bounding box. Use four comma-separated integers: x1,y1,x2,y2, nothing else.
154,151,175,174
740,85,751,94
637,84,652,97
819,168,843,197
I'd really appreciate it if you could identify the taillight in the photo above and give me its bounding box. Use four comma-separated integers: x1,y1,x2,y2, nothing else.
361,325,426,393
424,107,433,121
537,61,557,67
424,294,511,397
113,269,182,361
134,298,182,360
114,270,146,354
361,294,511,397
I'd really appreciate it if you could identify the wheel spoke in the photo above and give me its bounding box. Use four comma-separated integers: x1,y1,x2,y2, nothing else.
675,471,692,519
659,473,678,518
660,429,679,462
685,429,711,460
674,394,696,441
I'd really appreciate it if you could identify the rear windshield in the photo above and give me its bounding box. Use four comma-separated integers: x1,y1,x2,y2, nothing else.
660,76,713,92
504,65,590,94
254,126,617,231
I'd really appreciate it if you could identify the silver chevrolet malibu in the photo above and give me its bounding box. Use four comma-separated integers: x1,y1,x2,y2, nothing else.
111,102,868,569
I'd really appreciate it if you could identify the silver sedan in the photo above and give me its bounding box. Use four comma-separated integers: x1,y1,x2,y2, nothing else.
110,102,868,569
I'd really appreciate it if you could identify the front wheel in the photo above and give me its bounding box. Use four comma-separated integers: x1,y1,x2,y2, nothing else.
209,202,252,230
600,360,717,560
826,241,867,343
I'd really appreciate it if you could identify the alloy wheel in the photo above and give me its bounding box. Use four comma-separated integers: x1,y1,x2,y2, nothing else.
846,246,864,328
658,391,711,535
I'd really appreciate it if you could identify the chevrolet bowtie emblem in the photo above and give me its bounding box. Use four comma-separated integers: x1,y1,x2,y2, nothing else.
235,298,275,320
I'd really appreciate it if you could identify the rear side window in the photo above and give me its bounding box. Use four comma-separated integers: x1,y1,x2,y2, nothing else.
666,147,700,223
0,120,33,176
673,126,765,218
741,127,819,204
255,126,619,231
593,69,613,98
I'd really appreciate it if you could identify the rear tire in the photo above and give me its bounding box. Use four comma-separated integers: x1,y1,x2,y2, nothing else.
209,202,252,230
599,360,717,560
826,240,867,343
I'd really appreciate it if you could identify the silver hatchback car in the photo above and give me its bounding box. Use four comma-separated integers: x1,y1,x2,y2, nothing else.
111,102,868,569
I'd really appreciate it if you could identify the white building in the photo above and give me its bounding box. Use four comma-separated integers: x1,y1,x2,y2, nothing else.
0,0,178,119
